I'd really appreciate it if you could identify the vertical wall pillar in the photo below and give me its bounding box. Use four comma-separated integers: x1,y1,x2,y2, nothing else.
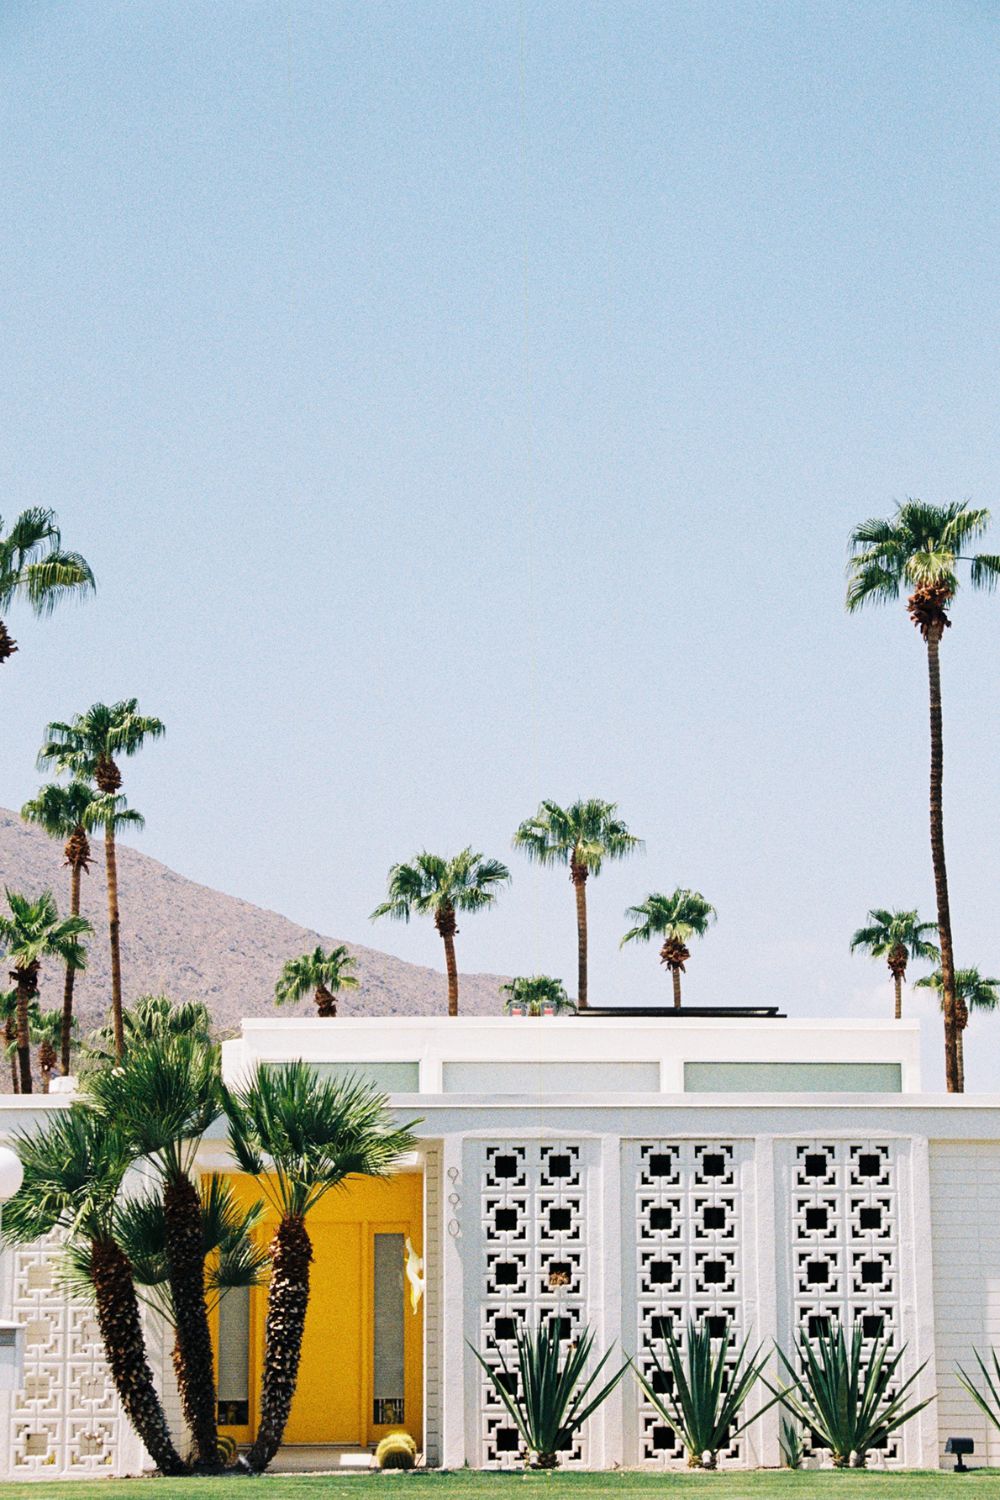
905,1135,939,1470
595,1134,623,1470
439,1134,467,1469
751,1135,780,1468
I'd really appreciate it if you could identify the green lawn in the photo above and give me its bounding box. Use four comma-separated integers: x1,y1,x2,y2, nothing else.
0,1472,990,1500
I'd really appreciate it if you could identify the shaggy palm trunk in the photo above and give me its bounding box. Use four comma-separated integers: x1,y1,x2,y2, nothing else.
104,826,125,1063
5,1018,17,1092
244,1214,312,1474
888,946,907,1021
436,904,459,1017
314,984,336,1017
925,627,960,1092
39,1040,55,1093
62,834,88,1072
0,620,17,663
163,1174,219,1469
571,858,589,1009
14,963,38,1094
89,1236,188,1475
955,998,968,1093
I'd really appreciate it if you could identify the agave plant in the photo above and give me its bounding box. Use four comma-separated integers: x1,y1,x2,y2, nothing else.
772,1321,933,1468
956,1346,1000,1435
632,1318,772,1469
470,1317,628,1469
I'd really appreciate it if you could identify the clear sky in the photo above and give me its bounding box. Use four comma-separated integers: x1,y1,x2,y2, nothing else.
2,2,998,1088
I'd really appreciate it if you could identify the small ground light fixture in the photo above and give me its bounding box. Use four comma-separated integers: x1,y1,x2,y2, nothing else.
945,1436,974,1472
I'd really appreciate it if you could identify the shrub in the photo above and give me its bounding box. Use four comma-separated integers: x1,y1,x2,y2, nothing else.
632,1317,773,1469
771,1321,933,1469
956,1347,1000,1434
470,1317,628,1470
375,1433,417,1470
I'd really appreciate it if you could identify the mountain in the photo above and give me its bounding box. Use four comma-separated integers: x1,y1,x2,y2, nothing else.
0,809,510,1035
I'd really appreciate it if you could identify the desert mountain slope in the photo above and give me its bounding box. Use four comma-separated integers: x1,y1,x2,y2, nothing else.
0,810,509,1035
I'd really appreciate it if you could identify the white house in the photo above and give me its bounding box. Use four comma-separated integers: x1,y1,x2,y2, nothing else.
1,1007,998,1476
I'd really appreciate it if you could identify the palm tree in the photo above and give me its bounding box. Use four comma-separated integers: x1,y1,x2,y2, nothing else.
84,1033,222,1470
847,501,1000,1091
0,507,94,667
849,908,939,1020
0,889,90,1093
621,888,717,1008
513,799,642,1010
916,966,1000,1092
31,1008,66,1092
21,780,99,1072
83,993,214,1065
3,1108,186,1474
500,975,576,1015
222,1061,417,1473
274,945,359,1017
371,849,510,1016
38,700,164,1061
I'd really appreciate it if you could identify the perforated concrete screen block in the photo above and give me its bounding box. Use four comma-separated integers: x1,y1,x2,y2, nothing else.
474,1141,590,1467
0,1324,25,1392
684,1062,903,1093
631,1141,749,1466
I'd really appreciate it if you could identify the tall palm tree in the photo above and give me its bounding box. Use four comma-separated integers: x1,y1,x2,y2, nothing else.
0,889,90,1093
222,1062,417,1474
849,908,939,1020
0,507,94,667
916,966,1000,1093
500,975,576,1015
21,780,99,1072
84,1033,222,1470
513,799,642,1010
3,1108,187,1474
847,500,1000,1091
38,700,164,1060
371,849,510,1016
274,945,359,1017
31,1008,66,1092
621,888,717,1008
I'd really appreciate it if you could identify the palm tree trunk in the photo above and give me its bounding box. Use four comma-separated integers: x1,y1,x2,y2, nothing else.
243,1214,312,1474
163,1174,219,1469
104,823,125,1062
314,984,336,1018
957,1023,965,1093
15,977,32,1094
62,860,82,1073
671,967,682,1009
926,630,961,1092
572,863,589,1010
442,932,459,1017
89,1236,188,1476
894,972,903,1021
6,1027,17,1094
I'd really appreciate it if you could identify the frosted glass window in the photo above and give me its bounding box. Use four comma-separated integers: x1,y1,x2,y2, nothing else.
310,1061,420,1092
217,1285,250,1425
373,1233,406,1425
683,1062,903,1093
442,1060,660,1093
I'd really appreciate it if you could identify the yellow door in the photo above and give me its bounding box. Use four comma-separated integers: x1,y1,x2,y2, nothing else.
283,1221,364,1444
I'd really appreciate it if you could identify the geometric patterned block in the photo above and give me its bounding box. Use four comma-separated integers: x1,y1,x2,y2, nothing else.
790,1140,902,1463
632,1140,748,1467
7,1231,123,1475
475,1142,589,1467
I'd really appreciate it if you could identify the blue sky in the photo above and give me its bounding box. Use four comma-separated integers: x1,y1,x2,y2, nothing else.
2,2,998,1087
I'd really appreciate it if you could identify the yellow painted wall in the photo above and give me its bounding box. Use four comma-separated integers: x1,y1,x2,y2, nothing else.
215,1171,423,1448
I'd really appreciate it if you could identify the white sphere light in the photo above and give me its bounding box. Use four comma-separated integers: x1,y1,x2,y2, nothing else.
0,1147,24,1202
